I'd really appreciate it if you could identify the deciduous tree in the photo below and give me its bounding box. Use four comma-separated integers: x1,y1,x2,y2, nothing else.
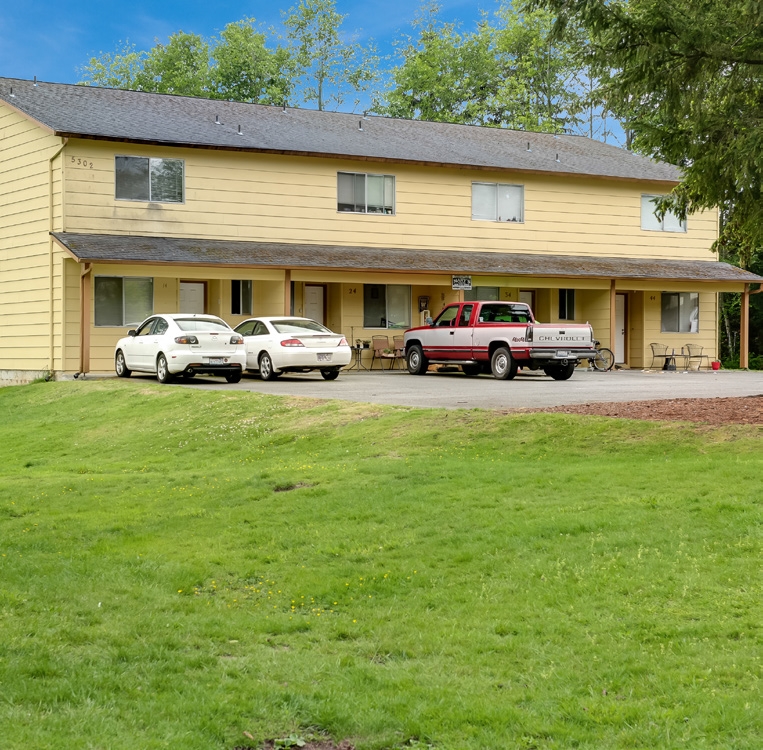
283,0,378,111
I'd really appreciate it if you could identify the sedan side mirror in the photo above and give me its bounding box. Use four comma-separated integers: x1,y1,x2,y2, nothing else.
127,330,137,337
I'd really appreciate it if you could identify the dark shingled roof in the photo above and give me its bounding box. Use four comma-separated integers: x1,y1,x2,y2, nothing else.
1,77,681,182
51,232,763,284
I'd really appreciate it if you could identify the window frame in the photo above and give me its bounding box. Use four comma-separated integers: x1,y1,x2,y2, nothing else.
558,289,575,321
337,171,396,215
231,279,253,316
115,155,185,204
471,182,524,223
661,292,699,333
94,275,154,327
641,194,687,233
363,284,411,329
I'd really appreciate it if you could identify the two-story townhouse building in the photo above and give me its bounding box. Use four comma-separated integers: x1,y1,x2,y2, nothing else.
1,77,760,383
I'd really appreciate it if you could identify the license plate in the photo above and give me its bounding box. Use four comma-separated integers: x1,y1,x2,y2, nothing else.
208,358,225,365
317,353,332,362
556,351,568,357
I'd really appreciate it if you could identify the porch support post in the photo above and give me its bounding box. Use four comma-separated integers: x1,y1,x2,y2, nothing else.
740,284,750,369
79,263,92,375
609,279,617,350
284,269,292,315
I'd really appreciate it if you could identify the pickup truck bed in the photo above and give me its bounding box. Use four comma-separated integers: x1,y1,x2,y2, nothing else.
403,301,597,380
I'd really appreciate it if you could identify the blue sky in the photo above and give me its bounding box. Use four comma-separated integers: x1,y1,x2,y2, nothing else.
0,0,491,85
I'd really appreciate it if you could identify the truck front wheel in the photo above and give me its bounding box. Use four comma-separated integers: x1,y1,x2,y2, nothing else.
407,345,429,375
491,347,518,380
544,362,576,380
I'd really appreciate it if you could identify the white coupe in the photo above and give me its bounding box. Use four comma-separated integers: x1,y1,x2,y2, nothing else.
114,314,246,383
234,317,352,380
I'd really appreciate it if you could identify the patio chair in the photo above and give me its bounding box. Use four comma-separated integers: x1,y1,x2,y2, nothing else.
649,342,668,369
370,335,397,371
684,343,710,370
392,335,406,370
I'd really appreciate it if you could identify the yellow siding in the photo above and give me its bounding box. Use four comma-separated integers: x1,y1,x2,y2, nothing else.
0,105,66,372
63,140,718,262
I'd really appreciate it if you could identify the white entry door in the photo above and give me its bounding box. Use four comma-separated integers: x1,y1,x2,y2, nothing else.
519,290,535,310
615,294,626,363
180,282,205,313
304,285,325,324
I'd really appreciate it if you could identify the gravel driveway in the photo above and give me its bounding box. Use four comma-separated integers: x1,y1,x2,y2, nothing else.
182,367,763,411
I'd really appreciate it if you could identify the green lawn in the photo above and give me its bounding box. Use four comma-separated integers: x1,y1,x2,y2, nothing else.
0,381,760,750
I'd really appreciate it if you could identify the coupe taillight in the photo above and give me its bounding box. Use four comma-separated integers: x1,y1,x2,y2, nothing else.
175,335,199,344
280,338,305,347
230,335,244,345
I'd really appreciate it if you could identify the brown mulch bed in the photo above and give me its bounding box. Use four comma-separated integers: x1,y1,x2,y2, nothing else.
520,395,763,425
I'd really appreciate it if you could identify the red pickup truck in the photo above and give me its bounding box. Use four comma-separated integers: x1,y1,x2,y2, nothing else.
403,301,597,380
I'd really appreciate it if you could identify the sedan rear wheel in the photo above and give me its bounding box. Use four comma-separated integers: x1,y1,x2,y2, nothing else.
156,353,174,384
115,350,131,377
259,352,278,381
320,369,340,380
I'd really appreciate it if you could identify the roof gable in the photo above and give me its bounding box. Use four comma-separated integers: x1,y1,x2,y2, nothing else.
1,77,681,183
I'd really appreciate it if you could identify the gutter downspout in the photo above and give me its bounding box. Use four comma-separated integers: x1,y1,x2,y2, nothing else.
79,263,92,377
609,279,617,353
48,137,68,373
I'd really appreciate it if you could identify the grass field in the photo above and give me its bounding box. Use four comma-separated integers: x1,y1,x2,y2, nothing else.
0,380,760,750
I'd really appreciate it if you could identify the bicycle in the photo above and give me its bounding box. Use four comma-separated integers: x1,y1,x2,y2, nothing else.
588,340,615,371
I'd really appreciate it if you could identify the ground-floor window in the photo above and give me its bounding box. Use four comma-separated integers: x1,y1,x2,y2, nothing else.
464,286,500,301
231,280,252,315
363,284,411,329
559,289,575,320
661,292,699,333
94,276,153,326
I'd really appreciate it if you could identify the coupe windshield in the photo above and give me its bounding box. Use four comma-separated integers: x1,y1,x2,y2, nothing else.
272,319,331,334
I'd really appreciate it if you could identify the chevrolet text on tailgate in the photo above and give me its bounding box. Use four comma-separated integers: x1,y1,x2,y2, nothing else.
403,301,596,380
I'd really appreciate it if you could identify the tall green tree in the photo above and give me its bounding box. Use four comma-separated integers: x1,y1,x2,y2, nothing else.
210,19,293,104
283,0,378,111
138,31,212,97
524,0,763,270
80,20,292,105
79,42,147,90
380,2,585,133
379,4,498,124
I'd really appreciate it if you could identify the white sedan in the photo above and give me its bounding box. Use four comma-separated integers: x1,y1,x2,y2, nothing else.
234,317,351,380
114,313,246,383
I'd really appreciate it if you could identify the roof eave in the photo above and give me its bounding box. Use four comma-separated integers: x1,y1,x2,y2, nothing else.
58,131,682,185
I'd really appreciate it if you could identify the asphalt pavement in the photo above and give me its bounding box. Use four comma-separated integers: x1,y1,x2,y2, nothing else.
164,366,763,410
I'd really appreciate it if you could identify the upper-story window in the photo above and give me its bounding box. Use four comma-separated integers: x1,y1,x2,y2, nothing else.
472,182,524,223
115,156,184,203
641,194,686,232
337,172,395,214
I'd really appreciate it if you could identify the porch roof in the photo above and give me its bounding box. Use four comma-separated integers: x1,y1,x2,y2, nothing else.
52,232,763,284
